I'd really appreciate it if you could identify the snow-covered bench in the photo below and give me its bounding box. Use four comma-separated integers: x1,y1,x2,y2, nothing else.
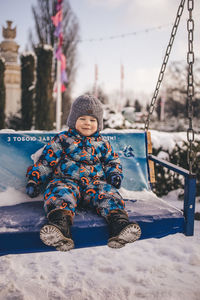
0,130,196,256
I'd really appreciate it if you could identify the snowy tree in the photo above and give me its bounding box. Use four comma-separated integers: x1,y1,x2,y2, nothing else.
163,60,200,118
134,99,142,112
35,45,54,130
124,99,131,107
155,97,161,121
21,53,35,130
0,57,5,129
29,0,80,125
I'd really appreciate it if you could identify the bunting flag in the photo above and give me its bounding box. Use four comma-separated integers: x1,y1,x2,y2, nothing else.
52,0,68,92
51,10,62,27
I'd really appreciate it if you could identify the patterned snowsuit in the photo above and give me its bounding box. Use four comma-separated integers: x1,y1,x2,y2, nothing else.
27,129,125,218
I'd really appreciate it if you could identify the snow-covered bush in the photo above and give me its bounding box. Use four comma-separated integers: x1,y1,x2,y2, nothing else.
103,105,146,129
121,107,136,122
103,105,125,129
152,140,200,198
20,52,35,130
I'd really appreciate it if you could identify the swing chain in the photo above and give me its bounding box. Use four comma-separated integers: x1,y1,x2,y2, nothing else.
145,0,186,131
187,0,195,174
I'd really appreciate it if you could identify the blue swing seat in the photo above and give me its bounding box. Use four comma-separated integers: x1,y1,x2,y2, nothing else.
0,130,196,256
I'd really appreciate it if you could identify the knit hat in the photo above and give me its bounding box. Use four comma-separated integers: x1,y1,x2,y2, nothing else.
67,94,103,131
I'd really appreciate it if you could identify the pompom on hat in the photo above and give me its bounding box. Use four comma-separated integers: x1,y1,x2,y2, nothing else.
67,94,103,131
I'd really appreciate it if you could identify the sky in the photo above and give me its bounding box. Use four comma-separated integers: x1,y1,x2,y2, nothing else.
0,0,200,106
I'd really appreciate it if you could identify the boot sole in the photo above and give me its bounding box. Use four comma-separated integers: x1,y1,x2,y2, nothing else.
108,223,141,249
40,224,74,252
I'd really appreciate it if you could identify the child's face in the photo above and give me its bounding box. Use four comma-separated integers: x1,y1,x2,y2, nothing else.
75,115,98,136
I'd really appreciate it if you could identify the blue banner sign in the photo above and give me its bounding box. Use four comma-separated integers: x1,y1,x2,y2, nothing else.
0,131,149,192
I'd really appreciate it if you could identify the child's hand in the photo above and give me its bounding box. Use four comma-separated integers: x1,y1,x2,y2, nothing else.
108,174,122,189
26,182,40,198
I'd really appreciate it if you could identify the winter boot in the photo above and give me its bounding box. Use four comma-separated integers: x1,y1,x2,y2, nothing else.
40,209,74,251
107,210,141,249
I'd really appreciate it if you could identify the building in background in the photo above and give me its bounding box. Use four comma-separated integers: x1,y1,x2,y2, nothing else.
0,21,21,117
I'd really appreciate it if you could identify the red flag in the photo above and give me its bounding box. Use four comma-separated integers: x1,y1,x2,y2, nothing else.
61,53,66,70
51,10,62,27
61,84,66,92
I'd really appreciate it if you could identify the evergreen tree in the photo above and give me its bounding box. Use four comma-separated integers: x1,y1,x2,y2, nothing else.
35,45,54,130
156,97,161,121
193,98,200,118
124,99,131,107
146,103,150,112
0,57,6,129
134,99,142,112
21,53,35,130
165,97,185,117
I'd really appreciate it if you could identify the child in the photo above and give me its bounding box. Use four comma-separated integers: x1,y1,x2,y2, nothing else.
26,94,141,251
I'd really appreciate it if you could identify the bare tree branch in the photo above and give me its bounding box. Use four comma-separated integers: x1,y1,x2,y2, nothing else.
29,0,80,124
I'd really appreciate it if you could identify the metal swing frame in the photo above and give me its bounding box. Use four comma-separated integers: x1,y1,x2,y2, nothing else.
144,0,196,236
148,154,196,236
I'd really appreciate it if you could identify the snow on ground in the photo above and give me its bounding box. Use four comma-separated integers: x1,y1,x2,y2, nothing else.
0,224,199,300
0,129,199,299
0,187,199,300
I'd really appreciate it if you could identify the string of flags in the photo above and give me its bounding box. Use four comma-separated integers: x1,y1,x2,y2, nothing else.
76,12,200,43
51,0,67,92
77,23,173,43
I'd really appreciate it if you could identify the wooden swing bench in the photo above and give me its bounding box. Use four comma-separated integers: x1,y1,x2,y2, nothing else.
0,130,196,256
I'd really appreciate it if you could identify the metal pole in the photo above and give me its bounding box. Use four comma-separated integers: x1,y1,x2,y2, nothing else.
93,64,98,97
119,64,124,111
56,60,62,131
184,174,196,236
